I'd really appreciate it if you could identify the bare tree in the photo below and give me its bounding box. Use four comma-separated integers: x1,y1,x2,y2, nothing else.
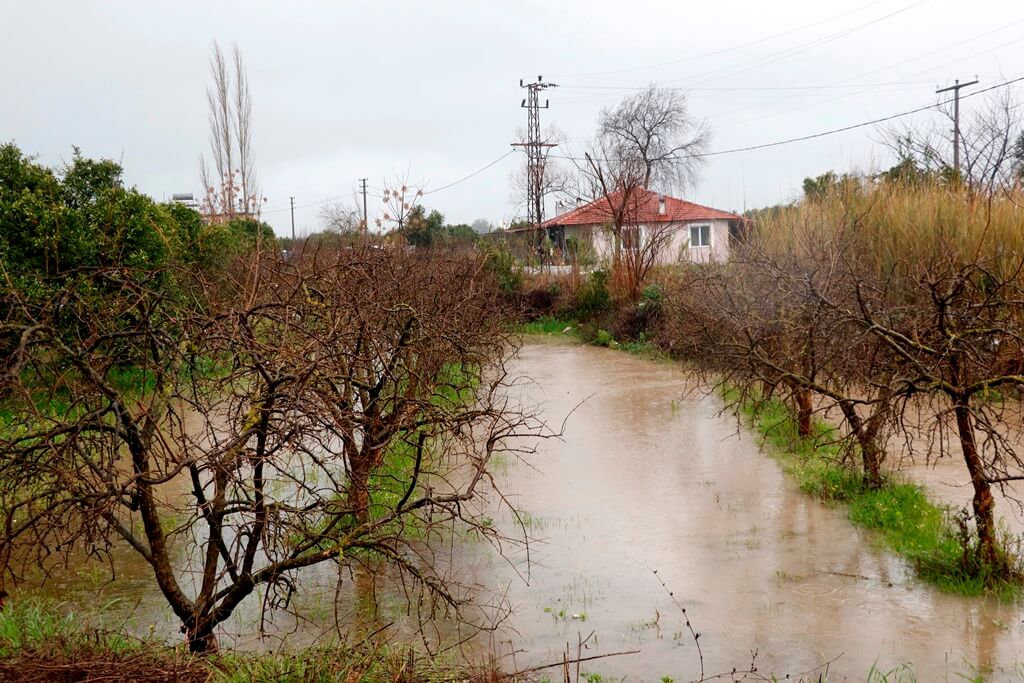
200,42,260,221
571,86,710,297
596,85,710,194
319,201,363,235
232,46,257,216
675,182,1024,576
510,124,570,219
0,247,543,653
576,155,682,299
826,244,1024,569
672,229,900,490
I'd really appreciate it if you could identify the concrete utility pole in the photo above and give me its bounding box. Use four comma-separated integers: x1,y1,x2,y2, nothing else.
289,196,296,242
511,76,558,232
359,178,368,237
936,78,979,175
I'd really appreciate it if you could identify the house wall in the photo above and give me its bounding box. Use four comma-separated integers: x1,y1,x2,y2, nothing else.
564,219,732,265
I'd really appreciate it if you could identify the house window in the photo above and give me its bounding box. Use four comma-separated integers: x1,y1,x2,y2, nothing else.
689,224,711,248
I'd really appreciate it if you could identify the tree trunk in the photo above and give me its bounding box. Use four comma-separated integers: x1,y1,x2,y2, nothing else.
839,402,885,490
346,417,395,524
349,450,374,523
953,401,999,568
858,438,885,491
794,388,813,437
185,616,219,654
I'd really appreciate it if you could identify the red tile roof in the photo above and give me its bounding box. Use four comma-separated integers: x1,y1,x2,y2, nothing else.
536,189,740,228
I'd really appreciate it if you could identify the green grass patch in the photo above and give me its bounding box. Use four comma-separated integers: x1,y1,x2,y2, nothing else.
0,598,143,659
0,598,498,682
727,387,1023,599
514,316,577,336
619,338,669,361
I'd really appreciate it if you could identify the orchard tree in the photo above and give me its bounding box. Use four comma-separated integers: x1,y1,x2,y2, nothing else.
0,245,544,652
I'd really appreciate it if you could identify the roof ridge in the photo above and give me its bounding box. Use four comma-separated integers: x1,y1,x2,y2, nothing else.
538,189,739,228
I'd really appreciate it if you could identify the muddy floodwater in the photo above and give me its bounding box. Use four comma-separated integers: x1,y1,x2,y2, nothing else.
28,341,1024,681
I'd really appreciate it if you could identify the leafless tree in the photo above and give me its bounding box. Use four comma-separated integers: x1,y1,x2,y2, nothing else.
0,247,544,653
675,183,1024,574
575,154,682,299
596,85,710,194
199,42,260,221
319,201,363,235
571,86,710,298
825,244,1024,569
671,232,900,490
510,124,571,218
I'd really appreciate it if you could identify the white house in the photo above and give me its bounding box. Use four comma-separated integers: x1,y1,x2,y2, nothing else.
521,189,745,263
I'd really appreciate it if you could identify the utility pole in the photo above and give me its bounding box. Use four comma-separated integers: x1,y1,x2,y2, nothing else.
289,196,296,242
936,78,979,176
511,76,558,235
359,178,368,237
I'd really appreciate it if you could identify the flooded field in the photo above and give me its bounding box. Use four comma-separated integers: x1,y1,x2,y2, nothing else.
27,340,1024,681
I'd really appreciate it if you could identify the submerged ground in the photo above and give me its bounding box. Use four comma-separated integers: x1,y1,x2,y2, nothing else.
23,340,1024,681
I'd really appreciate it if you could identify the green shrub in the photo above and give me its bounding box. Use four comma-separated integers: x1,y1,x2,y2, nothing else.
573,269,611,319
483,243,523,294
640,283,663,308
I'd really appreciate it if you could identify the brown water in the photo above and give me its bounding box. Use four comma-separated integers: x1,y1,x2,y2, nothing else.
27,341,1024,681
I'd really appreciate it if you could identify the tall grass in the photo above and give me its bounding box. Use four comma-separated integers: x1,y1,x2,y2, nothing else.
753,181,1024,277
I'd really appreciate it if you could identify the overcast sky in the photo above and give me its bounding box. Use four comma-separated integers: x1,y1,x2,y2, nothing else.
2,1,1022,236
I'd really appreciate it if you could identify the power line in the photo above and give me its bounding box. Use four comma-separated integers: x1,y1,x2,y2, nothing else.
558,2,924,94
552,81,933,106
548,75,1024,162
552,0,891,79
663,2,928,90
553,18,1023,110
557,80,936,93
262,151,516,215
422,150,516,195
704,26,1024,130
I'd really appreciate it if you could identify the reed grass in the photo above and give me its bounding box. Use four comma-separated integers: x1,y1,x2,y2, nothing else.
752,182,1024,278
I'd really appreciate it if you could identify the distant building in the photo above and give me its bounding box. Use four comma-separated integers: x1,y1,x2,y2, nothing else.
170,193,199,210
511,188,745,263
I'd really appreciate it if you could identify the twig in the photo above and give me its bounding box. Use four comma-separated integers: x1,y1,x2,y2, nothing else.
505,649,642,678
652,568,703,680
